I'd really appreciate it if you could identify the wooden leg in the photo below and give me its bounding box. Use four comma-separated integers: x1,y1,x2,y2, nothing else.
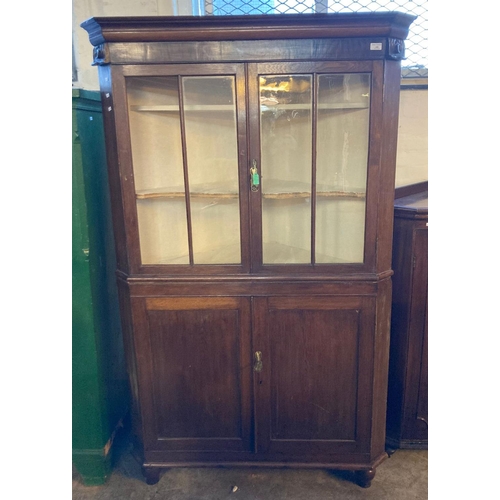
354,468,376,488
142,466,161,485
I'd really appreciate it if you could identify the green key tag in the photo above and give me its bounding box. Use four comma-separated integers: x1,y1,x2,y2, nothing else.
252,170,260,186
250,163,260,192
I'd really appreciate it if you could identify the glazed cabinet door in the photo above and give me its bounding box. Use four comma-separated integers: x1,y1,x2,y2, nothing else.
113,64,250,274
131,296,253,453
253,295,376,458
248,62,380,273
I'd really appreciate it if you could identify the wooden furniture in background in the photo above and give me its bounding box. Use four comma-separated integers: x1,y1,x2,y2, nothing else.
81,12,415,488
386,188,428,449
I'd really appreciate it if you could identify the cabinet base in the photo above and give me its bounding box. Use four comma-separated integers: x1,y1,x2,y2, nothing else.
140,454,387,488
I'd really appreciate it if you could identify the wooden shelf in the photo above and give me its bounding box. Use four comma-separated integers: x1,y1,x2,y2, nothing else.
136,183,238,200
264,191,365,200
136,190,365,201
136,180,366,201
152,243,241,265
261,102,369,111
130,104,235,112
136,190,239,200
262,179,366,200
146,242,354,266
263,242,353,265
130,102,369,113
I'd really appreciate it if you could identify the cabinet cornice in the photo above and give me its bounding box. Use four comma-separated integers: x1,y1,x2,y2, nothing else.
81,12,416,46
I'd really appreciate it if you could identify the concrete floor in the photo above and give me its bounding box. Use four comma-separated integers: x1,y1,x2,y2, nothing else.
73,439,428,500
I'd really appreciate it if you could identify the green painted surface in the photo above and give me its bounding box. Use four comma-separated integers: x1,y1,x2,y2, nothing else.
72,89,129,485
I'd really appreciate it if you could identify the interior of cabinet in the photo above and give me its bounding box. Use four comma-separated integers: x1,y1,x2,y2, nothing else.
125,71,372,266
127,76,242,265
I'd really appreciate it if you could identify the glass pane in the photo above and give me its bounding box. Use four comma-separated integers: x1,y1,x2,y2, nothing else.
182,76,241,264
127,77,189,265
260,75,312,264
315,73,370,263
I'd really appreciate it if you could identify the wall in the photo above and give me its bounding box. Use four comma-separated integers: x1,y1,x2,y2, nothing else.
396,88,428,186
73,0,427,183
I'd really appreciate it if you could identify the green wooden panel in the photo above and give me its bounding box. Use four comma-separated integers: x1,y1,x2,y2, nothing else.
72,89,129,485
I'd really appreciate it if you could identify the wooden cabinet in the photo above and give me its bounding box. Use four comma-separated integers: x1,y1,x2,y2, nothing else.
81,12,415,488
386,189,428,449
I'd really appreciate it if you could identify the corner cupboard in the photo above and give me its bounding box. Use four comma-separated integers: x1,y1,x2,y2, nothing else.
81,12,415,488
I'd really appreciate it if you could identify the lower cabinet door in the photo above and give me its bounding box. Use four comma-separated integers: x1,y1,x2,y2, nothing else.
253,295,376,458
131,296,253,453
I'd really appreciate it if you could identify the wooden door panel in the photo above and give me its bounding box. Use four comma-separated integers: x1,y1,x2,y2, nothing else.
270,308,359,441
254,296,375,456
132,296,253,452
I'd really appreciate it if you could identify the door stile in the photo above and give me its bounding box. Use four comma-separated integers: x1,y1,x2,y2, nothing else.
235,63,252,273
129,296,160,449
237,296,254,452
247,63,264,272
109,65,143,273
252,296,271,454
363,60,384,272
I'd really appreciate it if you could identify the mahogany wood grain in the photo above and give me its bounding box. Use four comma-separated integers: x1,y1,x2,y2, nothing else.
109,38,389,66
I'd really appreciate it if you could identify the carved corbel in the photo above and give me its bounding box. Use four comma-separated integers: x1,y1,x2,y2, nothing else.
92,44,110,66
387,38,405,60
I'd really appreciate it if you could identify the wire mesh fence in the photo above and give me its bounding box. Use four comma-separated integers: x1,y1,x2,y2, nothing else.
204,0,427,78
